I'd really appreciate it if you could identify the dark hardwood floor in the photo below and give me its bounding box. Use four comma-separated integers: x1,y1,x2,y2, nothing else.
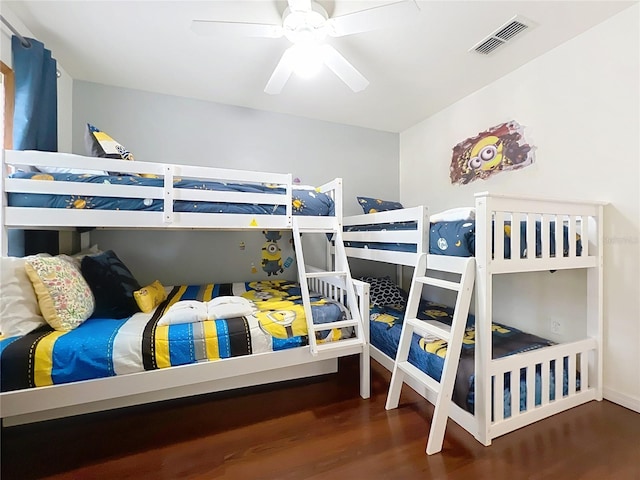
2,357,640,479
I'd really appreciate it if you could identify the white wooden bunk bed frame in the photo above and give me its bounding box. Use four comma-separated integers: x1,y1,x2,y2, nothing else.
0,149,370,426
341,194,604,446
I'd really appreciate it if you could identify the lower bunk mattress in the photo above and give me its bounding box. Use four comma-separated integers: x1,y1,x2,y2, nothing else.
0,280,350,393
370,301,576,417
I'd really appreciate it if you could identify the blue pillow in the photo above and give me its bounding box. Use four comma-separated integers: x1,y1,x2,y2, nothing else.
81,250,141,319
359,276,406,307
357,196,403,214
429,220,475,257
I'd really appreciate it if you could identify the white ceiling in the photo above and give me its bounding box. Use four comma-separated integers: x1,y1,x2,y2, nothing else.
3,1,635,132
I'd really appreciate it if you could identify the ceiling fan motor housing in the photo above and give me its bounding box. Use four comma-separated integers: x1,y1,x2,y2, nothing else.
283,2,329,45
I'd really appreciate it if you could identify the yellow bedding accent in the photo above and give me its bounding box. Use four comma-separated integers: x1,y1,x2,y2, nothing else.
34,331,65,387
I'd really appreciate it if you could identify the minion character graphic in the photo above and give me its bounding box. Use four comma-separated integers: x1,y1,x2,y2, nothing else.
467,135,503,172
256,307,307,338
261,240,284,276
371,312,399,329
450,121,535,185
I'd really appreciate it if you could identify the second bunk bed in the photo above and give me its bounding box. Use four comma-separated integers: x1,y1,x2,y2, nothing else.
340,192,604,447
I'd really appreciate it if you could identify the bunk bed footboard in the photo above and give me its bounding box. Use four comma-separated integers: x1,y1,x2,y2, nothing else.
487,338,599,439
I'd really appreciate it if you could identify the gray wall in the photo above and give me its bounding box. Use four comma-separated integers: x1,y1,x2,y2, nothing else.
72,81,399,285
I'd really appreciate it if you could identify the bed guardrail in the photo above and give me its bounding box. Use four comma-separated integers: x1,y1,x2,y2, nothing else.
2,150,342,232
475,192,605,274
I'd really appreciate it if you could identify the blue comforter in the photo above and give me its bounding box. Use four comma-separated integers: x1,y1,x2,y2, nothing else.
369,300,573,417
8,172,334,216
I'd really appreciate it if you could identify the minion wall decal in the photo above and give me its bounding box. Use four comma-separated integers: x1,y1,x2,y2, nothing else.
261,230,285,276
450,121,535,185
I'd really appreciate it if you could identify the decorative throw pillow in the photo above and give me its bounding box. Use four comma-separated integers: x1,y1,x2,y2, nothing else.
357,197,404,214
81,250,141,319
359,276,405,307
24,256,95,332
429,220,475,257
0,256,48,337
134,280,168,314
85,123,135,161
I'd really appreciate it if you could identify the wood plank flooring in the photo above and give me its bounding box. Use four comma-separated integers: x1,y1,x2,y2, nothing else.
2,357,640,479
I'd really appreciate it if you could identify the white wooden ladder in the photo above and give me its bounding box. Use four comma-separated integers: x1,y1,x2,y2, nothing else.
385,253,476,455
292,222,366,358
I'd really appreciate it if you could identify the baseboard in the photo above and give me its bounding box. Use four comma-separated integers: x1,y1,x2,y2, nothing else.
604,388,640,414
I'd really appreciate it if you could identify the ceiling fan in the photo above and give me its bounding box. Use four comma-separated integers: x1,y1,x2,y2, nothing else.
191,0,420,94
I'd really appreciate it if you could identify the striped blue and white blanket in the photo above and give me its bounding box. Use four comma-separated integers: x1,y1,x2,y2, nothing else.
0,280,347,392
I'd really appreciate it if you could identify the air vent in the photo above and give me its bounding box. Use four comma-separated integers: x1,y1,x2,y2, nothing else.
471,15,535,55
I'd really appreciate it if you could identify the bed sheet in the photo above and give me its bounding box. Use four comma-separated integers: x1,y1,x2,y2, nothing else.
369,300,573,417
0,280,349,393
8,172,335,216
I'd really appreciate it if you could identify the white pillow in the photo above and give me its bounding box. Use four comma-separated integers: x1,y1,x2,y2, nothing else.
0,256,48,337
6,150,108,175
430,207,476,223
58,244,103,268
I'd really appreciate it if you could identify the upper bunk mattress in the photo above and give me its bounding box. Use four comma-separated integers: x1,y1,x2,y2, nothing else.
8,172,334,216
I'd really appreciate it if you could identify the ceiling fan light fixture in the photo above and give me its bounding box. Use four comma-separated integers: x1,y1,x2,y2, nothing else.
288,43,324,78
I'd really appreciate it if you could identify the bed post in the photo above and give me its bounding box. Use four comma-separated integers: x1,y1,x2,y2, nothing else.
587,205,604,401
1,149,7,256
474,192,493,446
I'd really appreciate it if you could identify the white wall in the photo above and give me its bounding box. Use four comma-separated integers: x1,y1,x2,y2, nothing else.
400,5,640,411
72,81,399,285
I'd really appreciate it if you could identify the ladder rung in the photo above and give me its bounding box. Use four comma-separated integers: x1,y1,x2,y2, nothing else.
397,361,441,393
298,227,337,234
415,276,461,291
406,318,452,341
311,319,359,331
305,270,348,279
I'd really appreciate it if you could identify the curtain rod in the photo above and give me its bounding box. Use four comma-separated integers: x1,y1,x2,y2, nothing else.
0,14,60,77
0,15,31,48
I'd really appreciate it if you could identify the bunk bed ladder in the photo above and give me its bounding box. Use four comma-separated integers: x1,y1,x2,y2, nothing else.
292,222,365,357
385,253,475,455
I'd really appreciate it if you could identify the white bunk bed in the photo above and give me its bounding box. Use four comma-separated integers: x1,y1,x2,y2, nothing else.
341,194,604,446
0,149,370,426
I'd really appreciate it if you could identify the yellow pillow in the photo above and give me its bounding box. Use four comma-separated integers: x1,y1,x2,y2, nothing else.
24,256,95,331
134,280,167,313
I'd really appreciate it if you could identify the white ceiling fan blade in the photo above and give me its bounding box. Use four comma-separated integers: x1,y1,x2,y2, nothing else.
321,45,369,92
287,0,312,13
264,48,296,95
327,0,420,37
191,20,283,38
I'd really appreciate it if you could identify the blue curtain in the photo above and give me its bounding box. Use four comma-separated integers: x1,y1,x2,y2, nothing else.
12,35,58,151
9,35,58,256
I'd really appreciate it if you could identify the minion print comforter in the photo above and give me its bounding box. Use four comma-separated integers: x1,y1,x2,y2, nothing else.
0,280,349,392
369,300,573,418
8,172,334,216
